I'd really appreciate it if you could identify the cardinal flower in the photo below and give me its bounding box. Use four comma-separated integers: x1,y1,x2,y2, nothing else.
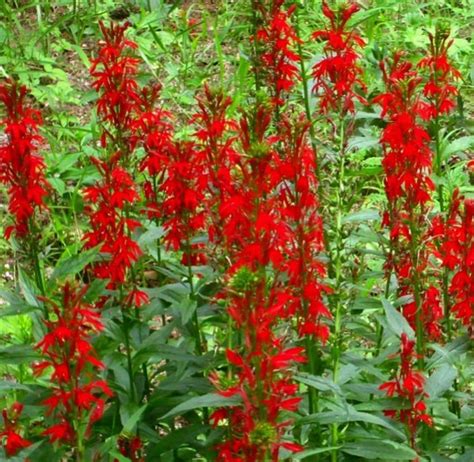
0,80,49,239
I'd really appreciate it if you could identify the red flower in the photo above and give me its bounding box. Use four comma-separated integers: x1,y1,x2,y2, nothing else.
276,115,330,343
312,1,366,113
90,21,141,150
85,21,144,290
418,26,461,120
34,284,111,444
116,436,144,462
192,86,239,256
433,193,474,329
211,105,304,460
0,403,31,457
0,80,49,238
254,1,301,105
42,421,74,444
379,334,432,449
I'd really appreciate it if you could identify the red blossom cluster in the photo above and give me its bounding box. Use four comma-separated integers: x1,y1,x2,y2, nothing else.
255,1,300,105
0,80,49,239
91,21,141,150
138,83,174,221
376,54,442,337
85,21,144,291
159,140,207,264
418,26,461,120
210,106,306,460
312,0,366,114
277,115,331,342
432,191,474,330
84,158,142,284
34,284,112,445
192,86,239,255
379,334,432,448
0,403,31,457
115,435,144,462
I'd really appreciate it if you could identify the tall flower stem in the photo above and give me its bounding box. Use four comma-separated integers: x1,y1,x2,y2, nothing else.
330,115,347,462
294,4,318,163
408,211,425,368
433,116,452,340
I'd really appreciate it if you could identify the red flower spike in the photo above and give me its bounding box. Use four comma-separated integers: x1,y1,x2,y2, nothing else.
275,115,330,344
418,25,461,120
254,1,301,105
0,403,31,457
35,283,111,446
375,54,442,338
85,21,144,287
379,334,432,449
211,105,305,460
90,21,141,151
312,1,366,114
433,194,474,330
192,86,239,257
0,79,49,239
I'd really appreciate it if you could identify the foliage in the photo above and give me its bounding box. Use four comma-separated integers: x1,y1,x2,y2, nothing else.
0,0,473,461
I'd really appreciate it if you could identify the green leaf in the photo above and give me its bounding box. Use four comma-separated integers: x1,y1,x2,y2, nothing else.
439,429,474,448
122,404,148,434
382,297,415,339
292,447,342,460
18,268,40,308
342,209,379,224
442,135,474,160
8,441,44,461
0,289,40,317
0,381,32,392
174,296,197,325
161,393,241,420
342,440,417,460
109,451,132,462
0,345,40,365
50,247,99,282
298,406,405,439
425,364,457,400
294,373,342,396
146,424,209,456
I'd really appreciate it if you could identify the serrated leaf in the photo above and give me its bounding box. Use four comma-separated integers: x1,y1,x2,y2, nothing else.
123,404,147,434
50,247,99,282
439,429,474,448
425,364,457,400
0,345,40,365
0,381,32,392
298,406,404,439
294,373,342,395
342,209,379,224
342,440,417,460
161,393,241,420
292,447,342,459
146,424,208,456
175,296,197,325
382,297,415,339
442,135,474,160
18,268,40,308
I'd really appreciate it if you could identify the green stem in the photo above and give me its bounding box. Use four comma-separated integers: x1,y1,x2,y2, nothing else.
331,116,346,462
185,237,208,424
186,238,204,356
124,319,136,403
433,116,452,341
250,0,261,93
295,4,319,170
408,211,425,368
